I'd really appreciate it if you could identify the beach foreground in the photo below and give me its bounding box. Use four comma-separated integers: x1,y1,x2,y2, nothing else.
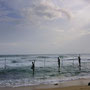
0,85,90,90
0,78,90,90
37,86,90,90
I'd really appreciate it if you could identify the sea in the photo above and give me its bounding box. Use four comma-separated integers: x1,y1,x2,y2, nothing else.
0,54,90,87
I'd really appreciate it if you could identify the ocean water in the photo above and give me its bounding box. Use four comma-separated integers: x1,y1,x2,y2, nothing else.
0,54,90,87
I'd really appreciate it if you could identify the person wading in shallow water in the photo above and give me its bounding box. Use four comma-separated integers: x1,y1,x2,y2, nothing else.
58,57,60,68
31,61,35,75
58,57,60,72
78,55,81,67
78,55,81,71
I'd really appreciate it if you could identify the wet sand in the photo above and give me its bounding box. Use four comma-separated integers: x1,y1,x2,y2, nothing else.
0,85,90,90
0,78,90,90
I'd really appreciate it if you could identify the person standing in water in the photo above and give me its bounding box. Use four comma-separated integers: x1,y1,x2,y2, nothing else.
58,57,60,72
58,57,60,68
78,55,81,67
31,61,35,75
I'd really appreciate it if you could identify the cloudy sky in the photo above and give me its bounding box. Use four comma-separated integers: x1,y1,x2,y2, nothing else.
0,0,90,54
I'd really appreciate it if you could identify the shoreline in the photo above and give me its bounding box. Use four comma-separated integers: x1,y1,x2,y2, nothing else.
0,78,90,90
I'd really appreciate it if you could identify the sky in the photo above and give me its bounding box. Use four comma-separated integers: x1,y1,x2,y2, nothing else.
0,0,90,54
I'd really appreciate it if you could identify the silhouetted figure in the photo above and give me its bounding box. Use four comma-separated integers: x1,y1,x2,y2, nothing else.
88,82,90,86
78,55,81,71
58,57,60,68
58,57,60,72
78,55,81,67
31,61,35,75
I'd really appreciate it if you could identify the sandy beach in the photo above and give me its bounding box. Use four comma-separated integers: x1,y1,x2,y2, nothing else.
0,78,90,90
0,85,90,90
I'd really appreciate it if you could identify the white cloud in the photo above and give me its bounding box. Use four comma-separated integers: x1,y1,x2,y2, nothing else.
0,0,90,54
70,5,90,36
22,0,72,21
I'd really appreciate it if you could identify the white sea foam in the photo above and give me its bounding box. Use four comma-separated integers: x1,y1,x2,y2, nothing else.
0,54,90,87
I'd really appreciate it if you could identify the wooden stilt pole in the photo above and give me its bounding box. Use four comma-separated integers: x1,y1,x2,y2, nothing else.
5,57,6,70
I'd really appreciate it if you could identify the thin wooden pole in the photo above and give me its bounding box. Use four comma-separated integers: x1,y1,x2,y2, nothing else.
5,57,6,70
73,57,74,67
44,58,45,79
